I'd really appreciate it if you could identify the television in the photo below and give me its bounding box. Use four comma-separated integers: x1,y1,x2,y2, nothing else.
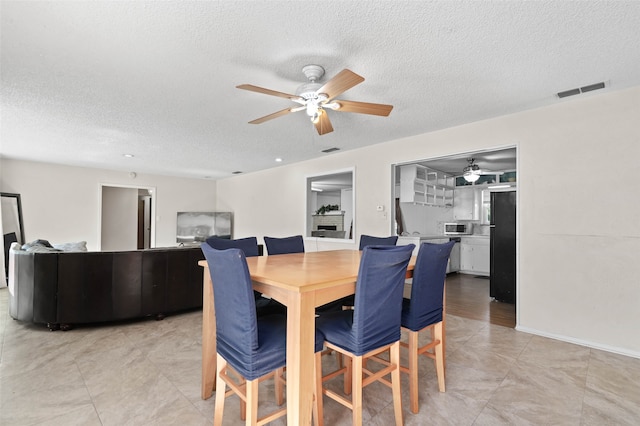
176,212,232,243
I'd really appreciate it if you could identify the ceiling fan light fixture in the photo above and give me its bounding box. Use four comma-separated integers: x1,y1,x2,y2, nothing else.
462,158,481,182
463,171,481,183
306,102,321,121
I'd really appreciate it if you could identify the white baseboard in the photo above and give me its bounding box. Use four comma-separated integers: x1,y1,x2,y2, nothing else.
516,325,640,360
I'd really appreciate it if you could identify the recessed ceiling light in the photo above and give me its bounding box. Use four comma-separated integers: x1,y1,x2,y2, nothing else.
123,154,134,158
275,158,283,162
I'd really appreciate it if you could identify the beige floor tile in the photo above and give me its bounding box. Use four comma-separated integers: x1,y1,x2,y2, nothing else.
2,287,640,425
479,358,586,425
518,334,591,370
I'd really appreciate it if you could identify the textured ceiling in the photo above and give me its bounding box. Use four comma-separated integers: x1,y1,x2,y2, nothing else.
1,1,639,180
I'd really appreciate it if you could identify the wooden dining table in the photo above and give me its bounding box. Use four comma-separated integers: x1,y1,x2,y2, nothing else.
200,249,415,425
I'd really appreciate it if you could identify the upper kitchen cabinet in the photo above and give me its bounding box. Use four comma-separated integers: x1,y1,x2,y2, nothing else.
453,187,480,220
400,164,454,207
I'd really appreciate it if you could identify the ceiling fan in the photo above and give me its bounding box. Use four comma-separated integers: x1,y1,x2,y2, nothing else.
236,65,393,135
462,158,503,183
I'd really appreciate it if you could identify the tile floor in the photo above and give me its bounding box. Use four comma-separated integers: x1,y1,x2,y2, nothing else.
1,287,639,425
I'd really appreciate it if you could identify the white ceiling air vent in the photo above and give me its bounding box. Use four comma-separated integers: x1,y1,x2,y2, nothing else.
557,81,606,98
322,147,340,153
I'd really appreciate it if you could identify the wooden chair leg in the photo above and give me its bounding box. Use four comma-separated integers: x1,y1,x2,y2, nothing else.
443,285,447,373
275,367,285,406
213,354,227,426
390,341,403,426
212,354,288,426
434,322,446,392
408,330,420,414
352,355,364,426
240,391,247,421
246,378,259,426
314,352,324,426
344,353,352,395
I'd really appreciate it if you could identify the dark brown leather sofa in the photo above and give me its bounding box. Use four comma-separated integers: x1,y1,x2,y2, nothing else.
8,246,204,330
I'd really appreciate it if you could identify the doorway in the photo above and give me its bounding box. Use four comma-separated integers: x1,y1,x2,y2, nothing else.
391,146,518,327
137,192,152,249
99,184,156,251
445,274,516,327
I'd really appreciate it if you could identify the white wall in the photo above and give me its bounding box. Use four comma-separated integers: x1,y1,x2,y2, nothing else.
399,203,454,236
316,191,341,207
0,160,217,250
216,86,640,357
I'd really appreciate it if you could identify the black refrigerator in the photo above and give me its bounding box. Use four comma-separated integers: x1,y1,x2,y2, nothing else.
490,191,516,303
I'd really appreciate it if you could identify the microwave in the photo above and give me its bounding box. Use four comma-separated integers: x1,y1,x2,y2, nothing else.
444,222,473,235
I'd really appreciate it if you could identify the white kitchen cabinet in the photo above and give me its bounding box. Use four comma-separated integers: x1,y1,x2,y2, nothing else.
400,164,454,207
453,187,480,220
459,237,489,276
480,189,491,225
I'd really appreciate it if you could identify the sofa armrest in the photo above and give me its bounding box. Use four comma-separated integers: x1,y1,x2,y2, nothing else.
9,250,58,323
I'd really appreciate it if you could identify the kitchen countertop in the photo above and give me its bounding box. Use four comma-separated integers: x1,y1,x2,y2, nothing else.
398,234,450,240
399,234,490,239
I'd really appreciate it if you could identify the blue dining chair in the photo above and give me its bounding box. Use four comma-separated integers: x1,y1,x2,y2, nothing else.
400,240,454,414
205,236,285,317
358,234,398,250
261,234,343,314
263,235,305,255
205,235,260,257
201,244,324,426
328,234,397,310
314,244,415,426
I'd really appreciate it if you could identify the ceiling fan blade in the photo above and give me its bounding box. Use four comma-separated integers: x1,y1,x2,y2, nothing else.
317,69,364,101
333,100,393,116
314,110,334,135
236,84,301,101
248,108,295,124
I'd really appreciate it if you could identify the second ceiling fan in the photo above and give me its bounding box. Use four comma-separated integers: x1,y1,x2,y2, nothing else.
462,158,504,183
236,65,393,135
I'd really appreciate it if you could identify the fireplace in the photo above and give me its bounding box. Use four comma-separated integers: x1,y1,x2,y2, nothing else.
312,213,344,232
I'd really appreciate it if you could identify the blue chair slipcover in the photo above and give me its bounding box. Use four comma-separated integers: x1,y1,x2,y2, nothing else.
401,241,455,331
314,244,414,426
264,235,305,255
326,234,397,311
400,240,455,414
205,235,260,257
358,234,398,250
201,244,323,425
316,244,414,353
